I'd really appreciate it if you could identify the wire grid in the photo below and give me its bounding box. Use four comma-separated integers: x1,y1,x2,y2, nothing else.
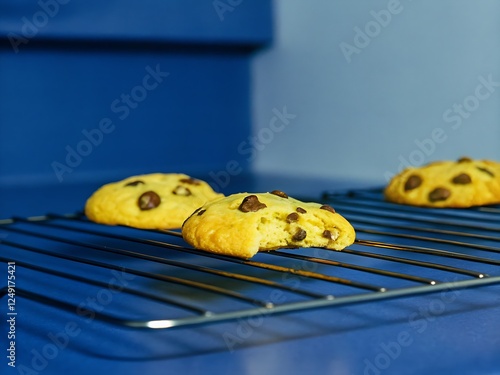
1,188,500,330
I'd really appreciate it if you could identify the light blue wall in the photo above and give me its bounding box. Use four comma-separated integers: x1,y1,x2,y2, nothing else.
252,0,500,186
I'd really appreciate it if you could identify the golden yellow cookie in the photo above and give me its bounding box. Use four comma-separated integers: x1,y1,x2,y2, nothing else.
384,157,500,207
85,173,223,229
182,190,356,259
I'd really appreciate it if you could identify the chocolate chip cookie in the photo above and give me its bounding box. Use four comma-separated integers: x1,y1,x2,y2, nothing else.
384,157,500,207
182,191,356,259
85,173,223,229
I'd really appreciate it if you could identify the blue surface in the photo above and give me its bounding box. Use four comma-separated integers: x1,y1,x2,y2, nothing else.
1,182,500,375
4,288,500,375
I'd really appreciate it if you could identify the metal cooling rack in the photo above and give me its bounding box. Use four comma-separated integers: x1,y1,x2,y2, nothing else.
1,187,500,330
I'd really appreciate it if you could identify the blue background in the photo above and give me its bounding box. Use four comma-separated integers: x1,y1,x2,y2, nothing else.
0,0,272,192
1,2,500,375
253,0,500,185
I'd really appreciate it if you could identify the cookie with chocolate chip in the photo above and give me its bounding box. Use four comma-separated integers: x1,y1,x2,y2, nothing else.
182,191,356,258
384,157,500,207
85,173,223,229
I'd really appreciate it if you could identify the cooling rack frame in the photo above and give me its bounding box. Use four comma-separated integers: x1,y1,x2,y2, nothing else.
1,188,500,331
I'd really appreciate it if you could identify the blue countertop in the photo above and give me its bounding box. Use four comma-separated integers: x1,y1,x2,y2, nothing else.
1,176,500,375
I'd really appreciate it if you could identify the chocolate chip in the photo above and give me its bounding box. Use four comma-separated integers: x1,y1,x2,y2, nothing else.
270,190,288,199
286,212,299,223
457,157,472,163
476,166,495,177
452,173,472,185
138,191,161,210
238,195,267,212
320,205,336,214
428,187,451,202
296,207,307,214
172,185,192,196
125,180,144,187
322,230,335,240
404,175,422,191
179,178,201,185
292,228,307,241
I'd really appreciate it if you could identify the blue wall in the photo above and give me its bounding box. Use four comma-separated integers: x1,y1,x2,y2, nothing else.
0,0,272,189
252,0,500,186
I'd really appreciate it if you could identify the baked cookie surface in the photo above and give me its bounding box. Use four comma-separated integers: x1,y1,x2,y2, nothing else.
85,173,223,229
384,157,500,207
182,191,356,259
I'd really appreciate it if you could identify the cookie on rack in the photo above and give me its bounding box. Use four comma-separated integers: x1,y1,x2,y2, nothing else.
85,173,223,229
181,190,356,259
384,157,500,207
